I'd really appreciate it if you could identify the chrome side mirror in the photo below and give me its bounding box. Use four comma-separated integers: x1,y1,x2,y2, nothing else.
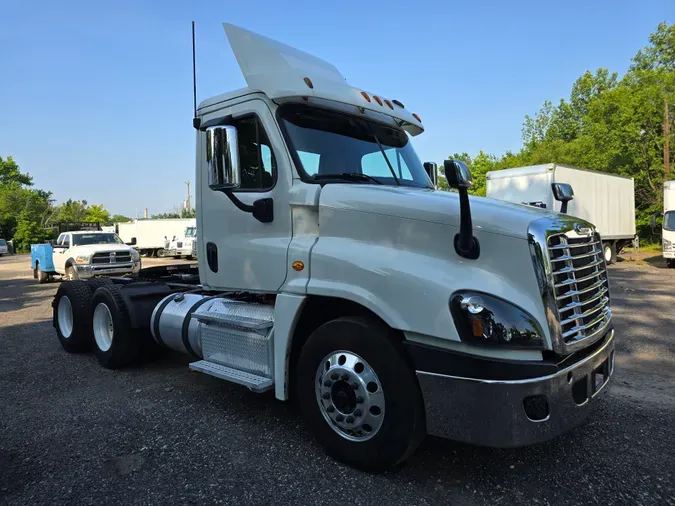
443,160,473,189
423,162,438,187
206,126,241,190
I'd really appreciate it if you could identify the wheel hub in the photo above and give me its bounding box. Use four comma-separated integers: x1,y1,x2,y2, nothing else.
315,351,385,442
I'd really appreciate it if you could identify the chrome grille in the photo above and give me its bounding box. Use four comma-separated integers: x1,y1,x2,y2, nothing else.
176,241,183,248
92,251,132,264
547,232,611,344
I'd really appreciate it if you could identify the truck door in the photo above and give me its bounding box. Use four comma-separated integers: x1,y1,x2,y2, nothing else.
199,100,293,292
52,233,70,274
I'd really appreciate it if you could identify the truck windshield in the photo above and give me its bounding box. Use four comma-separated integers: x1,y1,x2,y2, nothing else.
0,239,6,246
280,105,431,188
72,233,124,246
185,227,196,237
664,211,675,232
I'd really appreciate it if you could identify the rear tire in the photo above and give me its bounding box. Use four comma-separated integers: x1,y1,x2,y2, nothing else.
91,285,139,369
87,278,114,291
36,262,48,284
156,249,167,258
296,316,426,472
603,242,616,265
53,280,95,353
667,259,675,269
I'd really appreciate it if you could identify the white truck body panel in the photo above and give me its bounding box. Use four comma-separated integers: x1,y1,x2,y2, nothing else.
220,23,424,136
663,181,675,259
116,219,195,250
486,163,636,240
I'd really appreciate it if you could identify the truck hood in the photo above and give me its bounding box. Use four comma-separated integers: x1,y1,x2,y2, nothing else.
319,185,559,239
74,244,134,254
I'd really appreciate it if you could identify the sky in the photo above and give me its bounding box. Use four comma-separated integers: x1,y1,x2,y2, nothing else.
1,0,672,216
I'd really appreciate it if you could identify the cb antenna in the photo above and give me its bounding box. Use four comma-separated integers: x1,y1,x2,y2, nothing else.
192,21,200,129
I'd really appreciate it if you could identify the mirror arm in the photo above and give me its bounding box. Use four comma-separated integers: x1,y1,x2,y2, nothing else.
560,201,569,214
221,190,274,224
454,188,480,259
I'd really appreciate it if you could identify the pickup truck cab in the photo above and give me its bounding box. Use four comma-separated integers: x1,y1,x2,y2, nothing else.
31,231,141,282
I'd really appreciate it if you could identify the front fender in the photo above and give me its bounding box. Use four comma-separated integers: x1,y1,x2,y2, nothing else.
307,208,550,352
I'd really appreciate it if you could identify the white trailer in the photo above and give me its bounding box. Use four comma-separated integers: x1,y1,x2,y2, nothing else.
486,163,636,264
115,219,195,257
663,181,675,268
49,23,616,471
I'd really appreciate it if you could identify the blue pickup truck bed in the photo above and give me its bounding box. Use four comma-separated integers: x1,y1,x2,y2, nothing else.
31,243,55,273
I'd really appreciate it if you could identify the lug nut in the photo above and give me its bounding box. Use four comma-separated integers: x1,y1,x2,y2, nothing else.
341,374,349,381
356,396,364,404
351,383,359,390
354,409,362,417
336,414,344,422
346,416,354,424
324,380,332,387
331,373,339,380
322,393,330,400
326,405,335,413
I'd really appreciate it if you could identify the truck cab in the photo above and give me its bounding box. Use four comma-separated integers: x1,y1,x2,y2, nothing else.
50,23,616,471
663,181,675,267
167,225,197,259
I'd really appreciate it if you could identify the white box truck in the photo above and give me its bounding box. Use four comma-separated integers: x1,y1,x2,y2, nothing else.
486,163,636,264
663,181,675,268
48,23,615,471
115,219,195,257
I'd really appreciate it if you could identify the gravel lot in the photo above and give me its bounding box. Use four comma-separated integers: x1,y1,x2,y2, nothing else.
1,253,674,505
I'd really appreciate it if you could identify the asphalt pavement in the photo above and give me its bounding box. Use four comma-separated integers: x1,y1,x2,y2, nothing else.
1,253,674,505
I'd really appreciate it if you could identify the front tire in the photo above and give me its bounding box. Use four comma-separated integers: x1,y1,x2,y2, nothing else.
296,316,425,471
91,285,139,369
66,265,79,280
53,280,95,353
667,259,675,269
156,249,167,258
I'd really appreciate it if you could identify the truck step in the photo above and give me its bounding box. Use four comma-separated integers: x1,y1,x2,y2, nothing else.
189,360,273,393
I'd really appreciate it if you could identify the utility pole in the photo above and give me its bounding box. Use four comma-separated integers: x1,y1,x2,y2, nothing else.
665,96,670,182
185,181,191,210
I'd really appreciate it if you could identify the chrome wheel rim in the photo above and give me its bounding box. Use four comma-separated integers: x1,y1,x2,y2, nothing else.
315,351,385,442
57,296,74,338
93,303,114,352
67,269,75,280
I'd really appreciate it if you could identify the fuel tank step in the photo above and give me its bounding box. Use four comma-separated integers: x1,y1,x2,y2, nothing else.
189,360,273,393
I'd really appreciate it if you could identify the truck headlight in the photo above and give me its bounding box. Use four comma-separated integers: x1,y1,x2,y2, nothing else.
664,239,672,251
75,254,92,264
450,291,546,349
131,249,140,261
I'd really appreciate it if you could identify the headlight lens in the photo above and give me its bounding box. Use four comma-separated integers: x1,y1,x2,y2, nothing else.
75,254,92,264
450,291,546,349
663,239,672,251
131,249,140,261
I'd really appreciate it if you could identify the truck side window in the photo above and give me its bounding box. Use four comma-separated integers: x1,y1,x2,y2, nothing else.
234,116,276,190
56,234,65,245
62,234,71,248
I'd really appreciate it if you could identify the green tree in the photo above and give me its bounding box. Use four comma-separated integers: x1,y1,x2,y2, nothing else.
85,204,111,224
110,214,131,223
55,199,90,223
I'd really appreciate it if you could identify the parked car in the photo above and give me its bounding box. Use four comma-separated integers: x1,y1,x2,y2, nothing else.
0,238,8,256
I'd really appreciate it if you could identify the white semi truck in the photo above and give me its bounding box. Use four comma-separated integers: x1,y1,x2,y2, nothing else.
49,23,615,471
116,218,195,257
663,181,675,268
486,164,636,264
166,222,197,259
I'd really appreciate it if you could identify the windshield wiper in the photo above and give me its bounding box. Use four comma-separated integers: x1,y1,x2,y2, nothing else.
313,173,384,184
364,121,400,186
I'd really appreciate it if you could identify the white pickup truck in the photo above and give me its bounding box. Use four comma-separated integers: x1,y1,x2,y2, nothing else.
31,231,141,282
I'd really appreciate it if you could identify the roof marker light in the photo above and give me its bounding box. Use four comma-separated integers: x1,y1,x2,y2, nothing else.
361,91,371,102
412,113,422,122
392,99,405,108
303,77,314,89
384,99,394,110
373,96,383,106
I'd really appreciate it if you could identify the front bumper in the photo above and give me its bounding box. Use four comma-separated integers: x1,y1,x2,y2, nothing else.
167,248,192,257
76,261,142,279
415,329,615,447
663,251,675,259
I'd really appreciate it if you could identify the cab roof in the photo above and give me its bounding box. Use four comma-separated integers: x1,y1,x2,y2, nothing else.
199,23,424,136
